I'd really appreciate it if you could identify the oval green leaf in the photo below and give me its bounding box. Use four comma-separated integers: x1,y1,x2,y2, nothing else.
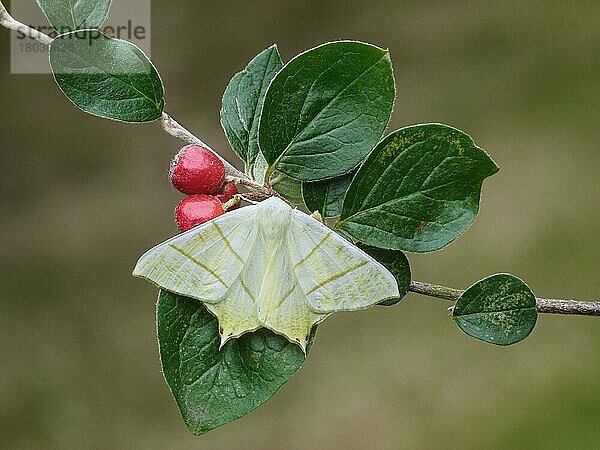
49,30,164,122
37,0,112,32
259,41,395,181
337,124,499,252
157,290,315,435
361,246,411,306
453,273,538,346
221,45,283,167
303,170,356,218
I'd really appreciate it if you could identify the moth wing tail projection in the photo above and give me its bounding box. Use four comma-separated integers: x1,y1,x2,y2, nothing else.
133,205,258,303
204,276,263,350
289,210,399,314
207,242,268,349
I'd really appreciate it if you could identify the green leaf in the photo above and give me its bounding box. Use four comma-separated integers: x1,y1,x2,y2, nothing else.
361,246,411,306
49,30,164,123
453,274,537,346
37,0,111,32
259,41,395,181
338,124,499,253
271,173,304,206
157,290,314,435
303,171,356,218
221,45,283,168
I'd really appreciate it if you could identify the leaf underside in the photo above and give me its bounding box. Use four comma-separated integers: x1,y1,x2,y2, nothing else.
259,41,395,181
271,173,304,206
221,45,283,167
49,31,164,122
157,290,313,435
338,124,499,253
453,273,538,345
251,152,303,205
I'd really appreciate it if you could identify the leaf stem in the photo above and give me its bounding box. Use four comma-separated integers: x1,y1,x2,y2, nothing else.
409,281,463,300
409,280,600,316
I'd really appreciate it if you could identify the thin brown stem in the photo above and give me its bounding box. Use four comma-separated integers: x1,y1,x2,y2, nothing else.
0,2,53,44
535,298,600,316
409,280,600,316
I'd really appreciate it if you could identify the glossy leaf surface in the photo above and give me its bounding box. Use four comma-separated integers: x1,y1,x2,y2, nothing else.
338,124,498,252
453,274,537,345
37,0,111,31
50,31,164,122
157,290,313,435
259,41,395,181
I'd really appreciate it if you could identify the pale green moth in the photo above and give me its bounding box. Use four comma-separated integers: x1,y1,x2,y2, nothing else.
133,196,399,352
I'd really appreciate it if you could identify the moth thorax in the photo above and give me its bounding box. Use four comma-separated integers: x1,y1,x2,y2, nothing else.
256,197,292,241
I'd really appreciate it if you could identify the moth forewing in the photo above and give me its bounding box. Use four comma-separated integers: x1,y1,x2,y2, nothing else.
132,205,257,302
289,209,400,314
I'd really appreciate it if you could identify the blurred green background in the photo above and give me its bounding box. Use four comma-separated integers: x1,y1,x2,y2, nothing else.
1,1,599,448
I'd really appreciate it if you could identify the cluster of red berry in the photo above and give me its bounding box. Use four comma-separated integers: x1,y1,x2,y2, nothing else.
169,145,240,232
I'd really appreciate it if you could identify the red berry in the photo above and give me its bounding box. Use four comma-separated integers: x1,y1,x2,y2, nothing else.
216,182,240,210
175,195,224,232
170,145,226,195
